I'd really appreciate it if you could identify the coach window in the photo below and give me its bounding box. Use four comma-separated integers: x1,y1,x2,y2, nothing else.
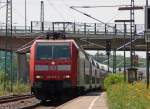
95,70,97,83
84,61,86,81
85,75,90,84
95,70,97,76
92,76,95,83
97,78,100,83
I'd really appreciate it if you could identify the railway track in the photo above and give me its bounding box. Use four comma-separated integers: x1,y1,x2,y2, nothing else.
0,94,34,104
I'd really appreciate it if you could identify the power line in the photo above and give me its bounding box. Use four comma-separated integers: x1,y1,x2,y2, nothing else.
116,35,143,50
61,0,76,21
0,2,6,3
70,6,124,33
47,0,66,21
70,5,145,49
0,3,6,10
105,10,119,23
71,5,130,8
0,1,7,10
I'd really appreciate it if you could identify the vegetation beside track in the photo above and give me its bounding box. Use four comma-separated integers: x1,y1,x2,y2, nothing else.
0,70,30,96
0,51,30,96
0,83,30,96
104,73,150,109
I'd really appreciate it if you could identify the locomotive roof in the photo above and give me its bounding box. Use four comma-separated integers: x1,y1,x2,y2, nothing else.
34,39,79,48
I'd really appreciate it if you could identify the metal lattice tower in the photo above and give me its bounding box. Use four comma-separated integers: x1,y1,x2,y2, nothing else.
130,0,135,68
4,0,13,91
40,1,44,31
6,0,12,33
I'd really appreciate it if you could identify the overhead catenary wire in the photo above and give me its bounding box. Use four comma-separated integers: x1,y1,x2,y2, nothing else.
0,3,7,10
61,0,76,21
71,5,122,23
15,21,76,52
105,9,119,23
0,1,6,3
16,1,144,52
80,38,105,48
0,1,7,12
56,0,145,4
70,6,124,34
70,6,144,51
15,34,45,52
16,45,32,53
116,35,143,50
16,27,68,52
71,5,130,8
15,1,79,53
47,0,66,21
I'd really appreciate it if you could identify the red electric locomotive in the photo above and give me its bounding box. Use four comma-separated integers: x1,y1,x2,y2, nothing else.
30,39,107,101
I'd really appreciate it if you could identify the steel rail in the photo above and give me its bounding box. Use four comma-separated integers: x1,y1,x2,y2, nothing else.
0,94,34,104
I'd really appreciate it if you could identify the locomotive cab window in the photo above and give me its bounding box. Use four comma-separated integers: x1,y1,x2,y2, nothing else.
36,45,52,60
36,43,71,60
53,45,70,59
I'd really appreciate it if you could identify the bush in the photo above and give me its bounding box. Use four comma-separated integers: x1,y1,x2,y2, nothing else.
104,73,150,109
107,82,150,109
104,73,124,90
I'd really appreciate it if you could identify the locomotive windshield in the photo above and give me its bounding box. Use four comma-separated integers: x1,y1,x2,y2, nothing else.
36,45,52,60
36,43,70,60
53,45,70,59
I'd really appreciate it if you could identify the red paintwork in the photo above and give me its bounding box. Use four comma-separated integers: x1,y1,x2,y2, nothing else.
30,39,78,87
30,42,35,85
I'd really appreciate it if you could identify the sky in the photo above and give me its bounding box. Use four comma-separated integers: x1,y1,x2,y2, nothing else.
0,0,146,26
0,0,147,58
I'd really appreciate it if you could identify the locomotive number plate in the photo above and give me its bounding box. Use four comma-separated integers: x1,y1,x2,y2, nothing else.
49,66,56,70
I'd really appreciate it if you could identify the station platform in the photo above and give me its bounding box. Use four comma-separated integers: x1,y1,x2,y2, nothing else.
56,92,108,109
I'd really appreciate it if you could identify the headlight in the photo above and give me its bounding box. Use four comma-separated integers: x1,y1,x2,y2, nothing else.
63,75,71,79
35,65,48,71
35,75,44,79
57,65,71,71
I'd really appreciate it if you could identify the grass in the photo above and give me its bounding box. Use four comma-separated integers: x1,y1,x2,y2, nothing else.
0,70,30,96
12,83,30,95
0,83,30,96
104,74,150,109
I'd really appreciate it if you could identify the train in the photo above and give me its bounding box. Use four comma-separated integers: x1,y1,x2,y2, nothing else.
30,39,109,102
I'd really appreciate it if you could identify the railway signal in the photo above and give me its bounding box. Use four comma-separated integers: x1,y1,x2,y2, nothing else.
106,40,111,72
106,40,111,55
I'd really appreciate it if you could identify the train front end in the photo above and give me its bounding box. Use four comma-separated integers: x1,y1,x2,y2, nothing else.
30,40,77,101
